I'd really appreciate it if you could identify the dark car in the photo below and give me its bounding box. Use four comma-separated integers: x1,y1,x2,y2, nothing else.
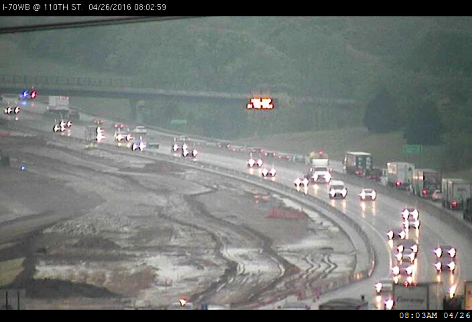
365,168,382,182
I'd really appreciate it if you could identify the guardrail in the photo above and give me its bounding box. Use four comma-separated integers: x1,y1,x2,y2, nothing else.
0,74,357,105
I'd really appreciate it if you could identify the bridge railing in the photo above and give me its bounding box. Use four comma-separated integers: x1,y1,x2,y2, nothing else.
0,74,358,105
0,74,158,89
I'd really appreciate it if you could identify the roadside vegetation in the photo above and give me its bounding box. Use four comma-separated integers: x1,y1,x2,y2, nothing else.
2,17,471,173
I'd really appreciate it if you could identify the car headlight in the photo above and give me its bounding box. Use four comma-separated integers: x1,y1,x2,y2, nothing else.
375,283,383,293
392,266,400,275
448,262,456,272
402,209,410,220
448,248,456,258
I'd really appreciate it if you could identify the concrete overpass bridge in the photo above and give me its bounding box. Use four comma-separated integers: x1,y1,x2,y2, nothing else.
0,74,360,124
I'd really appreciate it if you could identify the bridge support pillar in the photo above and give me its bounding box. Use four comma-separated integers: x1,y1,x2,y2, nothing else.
129,99,145,124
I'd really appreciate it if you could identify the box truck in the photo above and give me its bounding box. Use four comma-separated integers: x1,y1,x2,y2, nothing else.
387,162,415,190
441,178,472,210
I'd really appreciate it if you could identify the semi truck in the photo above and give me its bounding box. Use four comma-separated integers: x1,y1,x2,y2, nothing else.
308,158,331,183
308,150,329,166
442,178,472,210
411,169,442,198
387,162,415,190
343,152,373,176
392,283,442,310
44,96,79,121
48,96,69,110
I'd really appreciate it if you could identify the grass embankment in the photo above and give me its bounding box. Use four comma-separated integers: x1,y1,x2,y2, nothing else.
0,258,25,287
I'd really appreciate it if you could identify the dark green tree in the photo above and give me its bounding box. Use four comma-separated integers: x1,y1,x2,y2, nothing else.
403,101,443,145
363,88,400,133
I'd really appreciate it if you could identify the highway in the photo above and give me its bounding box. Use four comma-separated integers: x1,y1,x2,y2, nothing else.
10,100,472,309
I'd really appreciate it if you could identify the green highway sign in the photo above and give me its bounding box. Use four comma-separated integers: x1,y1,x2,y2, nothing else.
171,119,187,125
403,144,423,154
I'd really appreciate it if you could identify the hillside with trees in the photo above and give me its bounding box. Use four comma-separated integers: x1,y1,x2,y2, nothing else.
2,16,472,171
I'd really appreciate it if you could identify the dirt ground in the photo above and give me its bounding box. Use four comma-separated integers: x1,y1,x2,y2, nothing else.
0,129,355,309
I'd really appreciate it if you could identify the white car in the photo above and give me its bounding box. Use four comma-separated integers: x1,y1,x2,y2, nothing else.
395,248,417,264
402,219,421,230
432,190,442,202
311,166,332,183
392,262,415,281
247,154,263,168
401,208,420,221
433,245,457,259
434,258,457,273
261,167,276,177
386,228,408,241
359,189,377,201
131,140,146,151
396,239,419,254
294,177,310,188
328,180,347,199
133,126,147,134
375,278,394,295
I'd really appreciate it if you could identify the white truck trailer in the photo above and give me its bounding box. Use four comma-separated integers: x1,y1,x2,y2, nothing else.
343,152,373,177
387,162,415,190
441,178,472,210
